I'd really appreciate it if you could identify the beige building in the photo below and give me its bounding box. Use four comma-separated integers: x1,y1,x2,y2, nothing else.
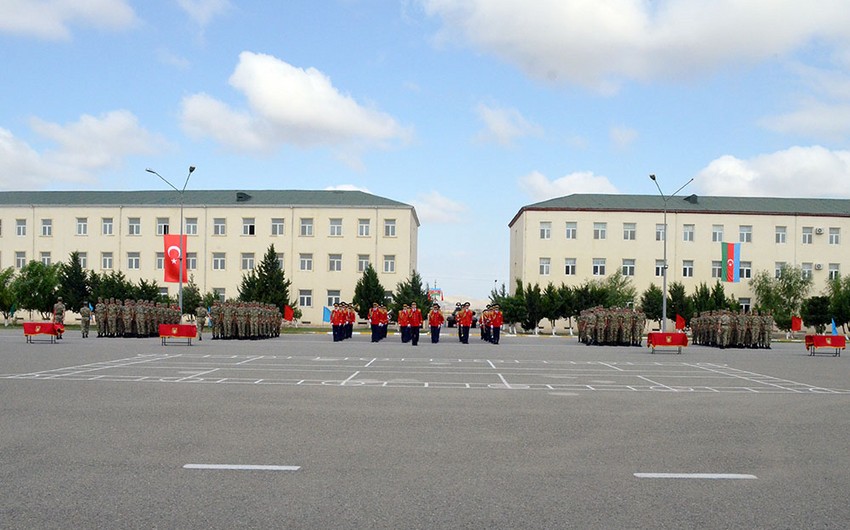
0,189,419,324
509,194,850,311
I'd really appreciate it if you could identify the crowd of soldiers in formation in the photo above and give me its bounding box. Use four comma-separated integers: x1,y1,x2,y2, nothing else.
577,307,648,346
208,300,283,340
690,310,774,349
94,297,181,338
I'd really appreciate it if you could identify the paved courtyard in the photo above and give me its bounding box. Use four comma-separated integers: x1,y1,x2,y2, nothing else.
1,328,848,528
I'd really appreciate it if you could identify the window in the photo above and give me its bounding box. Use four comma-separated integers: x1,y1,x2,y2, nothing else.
775,226,786,244
101,252,113,270
299,289,313,307
213,288,226,302
739,225,752,243
682,260,694,277
158,287,169,298
78,252,88,269
775,262,786,278
156,252,164,270
565,222,577,239
622,259,635,276
275,253,284,271
656,260,665,277
213,218,226,236
212,253,226,271
358,219,370,237
358,254,370,273
16,219,26,236
127,252,140,270
383,255,396,273
683,224,694,242
241,253,255,270
655,224,665,241
739,261,752,279
802,227,813,244
15,251,26,268
593,222,607,240
329,254,342,271
187,252,197,270
185,217,198,236
41,219,52,236
329,218,343,237
829,263,840,280
539,257,551,275
299,253,313,271
592,258,606,276
40,252,51,266
712,225,724,242
242,218,255,236
623,223,636,240
271,218,284,236
539,221,551,240
300,218,313,237
802,263,813,279
384,219,397,237
711,260,722,279
739,298,751,313
128,217,140,235
76,218,88,236
327,290,341,307
156,217,169,236
829,227,840,245
564,258,576,276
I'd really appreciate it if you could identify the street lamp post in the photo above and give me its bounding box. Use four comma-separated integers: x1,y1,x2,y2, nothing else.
146,166,195,317
649,174,693,332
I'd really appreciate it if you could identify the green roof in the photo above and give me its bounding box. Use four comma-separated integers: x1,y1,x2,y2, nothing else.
0,189,412,209
510,194,850,226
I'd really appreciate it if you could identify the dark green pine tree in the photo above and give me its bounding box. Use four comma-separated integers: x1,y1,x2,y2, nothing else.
238,268,260,302
256,244,292,309
57,251,91,312
352,264,388,319
390,270,429,321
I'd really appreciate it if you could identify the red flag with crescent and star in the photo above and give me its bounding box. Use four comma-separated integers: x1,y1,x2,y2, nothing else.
163,234,187,283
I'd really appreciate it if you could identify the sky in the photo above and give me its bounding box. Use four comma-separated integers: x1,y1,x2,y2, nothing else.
2,0,850,301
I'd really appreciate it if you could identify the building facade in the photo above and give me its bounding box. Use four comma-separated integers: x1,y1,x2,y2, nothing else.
0,189,419,324
509,194,850,311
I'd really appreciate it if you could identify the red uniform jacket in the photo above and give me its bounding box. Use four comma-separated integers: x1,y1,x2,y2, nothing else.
409,309,423,327
490,310,503,327
398,309,410,326
428,310,444,327
458,308,473,327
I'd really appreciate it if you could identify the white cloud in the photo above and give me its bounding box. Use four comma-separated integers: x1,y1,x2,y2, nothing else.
474,103,542,146
695,146,850,198
421,0,850,92
324,184,372,193
609,125,638,150
181,52,412,155
411,191,467,223
0,0,137,40
518,170,619,201
177,0,231,27
0,110,165,189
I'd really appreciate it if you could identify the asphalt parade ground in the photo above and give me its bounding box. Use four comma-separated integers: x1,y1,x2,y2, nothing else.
2,328,849,529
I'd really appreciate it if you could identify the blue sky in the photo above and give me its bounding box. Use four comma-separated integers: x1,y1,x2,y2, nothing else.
3,1,850,300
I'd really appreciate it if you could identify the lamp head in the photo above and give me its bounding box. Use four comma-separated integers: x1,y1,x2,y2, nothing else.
188,166,196,174
649,174,656,181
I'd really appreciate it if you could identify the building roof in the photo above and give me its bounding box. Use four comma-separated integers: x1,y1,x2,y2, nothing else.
0,188,417,220
509,193,850,226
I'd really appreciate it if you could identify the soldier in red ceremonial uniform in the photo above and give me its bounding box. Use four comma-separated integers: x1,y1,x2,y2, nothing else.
331,303,345,342
490,303,504,345
379,304,389,340
458,302,473,344
369,302,381,343
398,304,411,343
408,302,423,346
428,303,444,343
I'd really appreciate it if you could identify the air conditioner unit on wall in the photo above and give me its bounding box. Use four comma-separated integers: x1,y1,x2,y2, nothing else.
815,263,823,270
815,227,824,235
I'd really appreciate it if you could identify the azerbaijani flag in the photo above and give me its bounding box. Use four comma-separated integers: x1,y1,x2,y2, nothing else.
721,242,740,283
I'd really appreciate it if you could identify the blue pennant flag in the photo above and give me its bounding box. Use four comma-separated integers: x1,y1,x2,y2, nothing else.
832,318,838,336
323,307,331,322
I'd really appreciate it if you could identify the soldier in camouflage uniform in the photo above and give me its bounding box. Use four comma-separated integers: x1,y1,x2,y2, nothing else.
95,297,106,337
195,304,207,341
79,302,91,338
107,298,118,337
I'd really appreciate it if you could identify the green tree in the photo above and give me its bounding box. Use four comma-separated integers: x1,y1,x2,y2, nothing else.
0,267,16,322
259,244,292,309
521,282,544,333
390,270,429,321
750,265,812,331
11,261,60,318
499,280,527,333
827,275,850,332
558,283,578,333
640,283,664,325
91,270,135,301
573,280,607,312
601,270,637,308
135,278,165,302
691,282,713,315
710,281,738,312
801,296,831,334
352,264,388,319
57,251,91,312
181,276,203,315
668,281,694,324
541,282,562,334
237,269,260,301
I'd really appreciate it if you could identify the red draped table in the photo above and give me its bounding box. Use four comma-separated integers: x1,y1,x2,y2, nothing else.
159,324,197,346
805,335,845,357
23,322,58,343
646,332,688,354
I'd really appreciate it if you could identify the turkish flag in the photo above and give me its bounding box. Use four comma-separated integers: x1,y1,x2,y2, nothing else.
163,234,187,283
675,314,686,330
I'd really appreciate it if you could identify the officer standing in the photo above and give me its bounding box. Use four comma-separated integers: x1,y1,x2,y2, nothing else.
195,304,208,341
79,302,91,338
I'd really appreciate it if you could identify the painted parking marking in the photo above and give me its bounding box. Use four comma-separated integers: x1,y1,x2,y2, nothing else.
635,473,757,480
184,464,301,471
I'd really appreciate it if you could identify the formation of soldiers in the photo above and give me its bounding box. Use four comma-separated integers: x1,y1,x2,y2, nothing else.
209,300,282,340
577,306,647,346
330,302,357,342
478,304,504,344
691,310,774,349
94,297,180,338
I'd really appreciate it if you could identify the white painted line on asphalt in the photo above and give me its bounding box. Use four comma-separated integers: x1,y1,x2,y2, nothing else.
496,372,512,389
364,357,377,368
184,464,301,471
235,356,264,365
634,473,757,480
341,371,361,385
638,375,675,391
176,368,219,382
